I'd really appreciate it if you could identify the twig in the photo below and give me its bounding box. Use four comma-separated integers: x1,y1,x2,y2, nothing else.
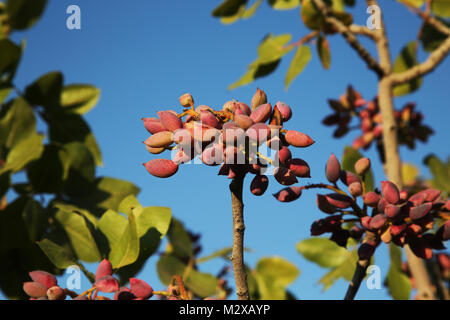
229,176,249,300
312,0,385,77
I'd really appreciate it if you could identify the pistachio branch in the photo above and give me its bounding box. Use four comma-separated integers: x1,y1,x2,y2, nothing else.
312,0,385,77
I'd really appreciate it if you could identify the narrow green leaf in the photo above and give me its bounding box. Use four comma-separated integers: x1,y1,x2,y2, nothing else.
268,0,301,10
0,83,12,104
212,0,248,17
392,41,422,96
296,238,348,268
285,45,312,90
317,34,331,69
318,249,358,291
420,19,450,52
397,0,425,8
61,84,100,114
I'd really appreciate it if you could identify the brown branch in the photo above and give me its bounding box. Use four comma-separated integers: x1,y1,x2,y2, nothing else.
344,231,378,300
230,176,249,300
285,31,319,50
390,35,450,85
312,0,385,78
402,0,450,35
371,0,442,300
348,24,377,39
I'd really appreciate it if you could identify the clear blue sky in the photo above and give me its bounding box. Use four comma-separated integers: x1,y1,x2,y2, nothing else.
4,0,450,300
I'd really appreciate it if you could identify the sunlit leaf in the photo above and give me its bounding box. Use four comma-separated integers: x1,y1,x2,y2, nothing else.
296,238,348,268
54,208,101,262
285,45,312,90
37,239,77,269
61,84,100,114
432,0,450,17
268,0,301,10
109,212,139,269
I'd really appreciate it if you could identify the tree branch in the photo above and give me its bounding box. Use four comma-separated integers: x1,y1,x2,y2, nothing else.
230,177,249,300
401,0,450,35
344,231,378,300
390,35,450,85
312,0,385,78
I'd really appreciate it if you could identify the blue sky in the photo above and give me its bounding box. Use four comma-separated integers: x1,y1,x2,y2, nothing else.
4,0,450,300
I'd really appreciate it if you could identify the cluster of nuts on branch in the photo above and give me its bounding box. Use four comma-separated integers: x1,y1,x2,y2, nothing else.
23,259,154,300
322,86,433,151
142,89,314,201
308,154,449,260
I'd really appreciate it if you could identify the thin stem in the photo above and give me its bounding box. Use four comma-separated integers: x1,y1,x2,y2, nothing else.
229,176,249,300
344,231,378,300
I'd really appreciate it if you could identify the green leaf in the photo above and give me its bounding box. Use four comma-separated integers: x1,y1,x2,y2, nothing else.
167,218,193,259
268,0,301,10
317,34,331,69
62,142,96,196
6,0,47,30
228,58,281,90
318,249,358,290
135,206,172,239
285,45,312,90
26,144,71,193
109,212,139,269
397,0,425,8
242,0,262,18
24,71,63,108
423,154,450,193
54,208,101,262
157,254,218,298
420,19,450,52
341,146,375,192
37,238,77,269
68,177,140,215
220,4,246,24
402,163,419,187
0,97,36,150
197,247,233,263
46,111,102,166
256,256,299,286
0,83,12,104
1,131,44,174
61,84,100,114
21,198,47,242
432,0,450,17
0,39,21,81
257,33,292,64
212,0,248,17
392,41,422,96
98,209,128,250
385,244,411,300
296,238,348,268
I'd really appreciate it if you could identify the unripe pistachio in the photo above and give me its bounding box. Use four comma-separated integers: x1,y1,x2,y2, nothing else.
273,187,302,202
354,158,371,176
348,182,363,197
179,93,194,108
363,191,379,207
251,88,267,111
